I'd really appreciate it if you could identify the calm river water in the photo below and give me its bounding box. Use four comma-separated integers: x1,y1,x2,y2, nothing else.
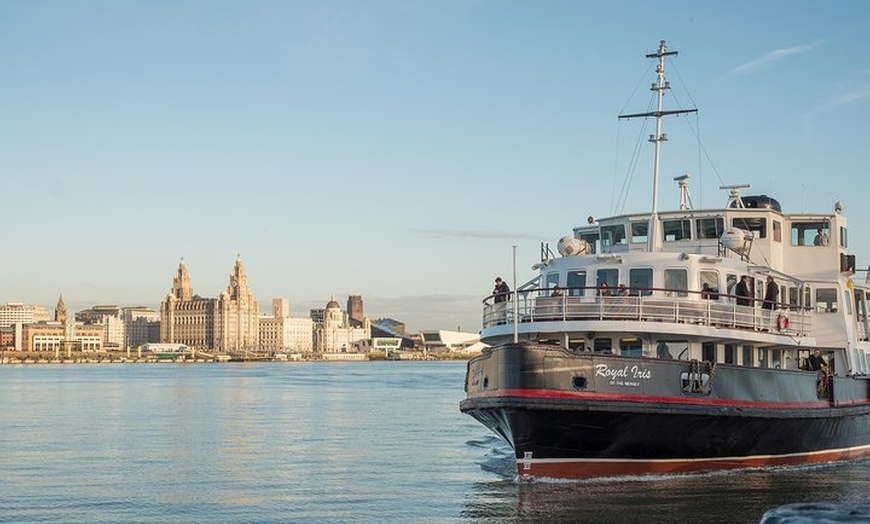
1,361,868,523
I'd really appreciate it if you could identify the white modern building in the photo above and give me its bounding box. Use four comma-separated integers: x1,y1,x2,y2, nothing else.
259,298,314,353
0,303,50,328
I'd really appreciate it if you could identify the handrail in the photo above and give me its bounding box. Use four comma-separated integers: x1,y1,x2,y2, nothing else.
482,285,811,335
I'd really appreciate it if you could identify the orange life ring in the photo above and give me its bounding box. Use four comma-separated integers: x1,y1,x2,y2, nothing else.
776,314,789,332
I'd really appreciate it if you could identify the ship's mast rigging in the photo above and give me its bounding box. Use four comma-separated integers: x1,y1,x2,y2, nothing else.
619,40,697,252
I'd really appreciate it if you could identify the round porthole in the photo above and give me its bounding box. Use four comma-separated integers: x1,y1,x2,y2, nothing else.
572,376,587,389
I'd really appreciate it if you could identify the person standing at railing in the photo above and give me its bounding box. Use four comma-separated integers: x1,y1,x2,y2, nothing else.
493,277,511,303
762,276,778,310
735,276,751,306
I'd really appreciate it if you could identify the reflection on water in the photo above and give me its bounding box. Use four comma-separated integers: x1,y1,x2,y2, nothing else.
1,362,867,524
462,452,870,524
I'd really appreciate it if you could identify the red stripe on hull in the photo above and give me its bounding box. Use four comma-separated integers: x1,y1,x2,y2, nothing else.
517,445,870,480
468,388,861,410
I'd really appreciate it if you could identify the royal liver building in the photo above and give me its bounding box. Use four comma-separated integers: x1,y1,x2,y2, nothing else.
160,256,259,352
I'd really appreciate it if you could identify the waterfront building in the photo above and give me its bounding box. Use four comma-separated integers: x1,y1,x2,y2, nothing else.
160,256,260,352
419,329,480,354
0,302,50,328
122,307,161,348
314,298,371,353
258,298,314,353
347,294,365,325
309,308,325,324
20,295,103,353
77,305,126,349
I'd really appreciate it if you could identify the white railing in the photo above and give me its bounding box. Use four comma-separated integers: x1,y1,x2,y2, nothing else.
483,288,811,336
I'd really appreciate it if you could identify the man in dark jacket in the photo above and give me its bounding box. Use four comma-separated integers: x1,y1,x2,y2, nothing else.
493,277,511,303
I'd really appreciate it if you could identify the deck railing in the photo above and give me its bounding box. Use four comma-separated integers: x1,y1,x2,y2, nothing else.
483,286,811,335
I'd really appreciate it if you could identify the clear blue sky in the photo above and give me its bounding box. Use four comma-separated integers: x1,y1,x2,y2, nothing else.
2,1,869,333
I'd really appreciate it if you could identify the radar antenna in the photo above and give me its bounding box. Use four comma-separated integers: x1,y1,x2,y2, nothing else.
720,184,751,209
674,174,692,210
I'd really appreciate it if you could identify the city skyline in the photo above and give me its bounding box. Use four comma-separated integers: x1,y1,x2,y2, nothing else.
3,2,869,333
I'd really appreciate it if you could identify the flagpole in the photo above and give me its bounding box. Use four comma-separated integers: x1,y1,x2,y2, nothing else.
512,245,518,343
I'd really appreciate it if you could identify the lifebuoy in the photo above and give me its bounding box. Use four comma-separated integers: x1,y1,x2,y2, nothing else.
776,313,789,332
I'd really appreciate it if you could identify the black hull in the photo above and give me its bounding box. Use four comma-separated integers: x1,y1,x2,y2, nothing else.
461,344,870,479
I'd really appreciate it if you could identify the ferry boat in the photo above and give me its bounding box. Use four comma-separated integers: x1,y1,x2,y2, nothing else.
460,41,870,480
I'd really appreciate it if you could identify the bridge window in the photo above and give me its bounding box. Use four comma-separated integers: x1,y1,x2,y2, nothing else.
600,224,626,247
629,268,653,296
791,221,830,247
840,226,848,248
664,269,688,297
567,271,586,297
663,219,692,241
696,217,724,239
732,217,767,239
545,272,559,293
579,232,599,254
630,222,648,244
773,220,782,243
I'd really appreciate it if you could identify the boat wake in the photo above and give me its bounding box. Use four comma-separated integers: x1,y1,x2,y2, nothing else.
466,435,516,478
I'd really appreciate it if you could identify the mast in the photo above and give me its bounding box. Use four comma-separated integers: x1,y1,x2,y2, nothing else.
619,40,697,252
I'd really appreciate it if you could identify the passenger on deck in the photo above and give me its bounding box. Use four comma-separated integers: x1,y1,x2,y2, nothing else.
808,349,827,371
493,277,510,303
701,283,714,299
551,286,563,297
598,283,611,296
735,276,751,306
762,276,778,310
617,284,628,296
814,228,830,246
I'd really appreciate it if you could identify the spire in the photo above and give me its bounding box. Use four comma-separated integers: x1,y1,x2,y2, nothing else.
55,294,67,323
171,258,194,300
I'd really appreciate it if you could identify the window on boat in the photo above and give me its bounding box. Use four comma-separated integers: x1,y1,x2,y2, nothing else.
742,345,753,367
656,340,688,360
788,286,799,307
629,268,653,296
844,290,853,315
771,349,782,369
579,232,599,254
663,219,692,242
816,288,838,313
593,338,612,354
664,269,688,297
567,271,587,297
700,270,719,299
545,272,559,294
791,220,830,247
696,217,724,239
732,217,767,239
726,274,737,302
630,221,648,244
568,337,587,352
702,342,717,363
758,347,769,368
773,220,782,243
597,269,619,294
620,338,643,357
600,224,626,248
724,344,737,364
840,226,848,248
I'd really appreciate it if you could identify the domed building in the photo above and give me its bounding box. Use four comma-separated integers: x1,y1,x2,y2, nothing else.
314,297,370,354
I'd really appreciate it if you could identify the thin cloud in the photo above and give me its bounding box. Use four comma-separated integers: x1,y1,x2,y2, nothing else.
729,41,823,76
802,85,870,130
413,228,544,241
